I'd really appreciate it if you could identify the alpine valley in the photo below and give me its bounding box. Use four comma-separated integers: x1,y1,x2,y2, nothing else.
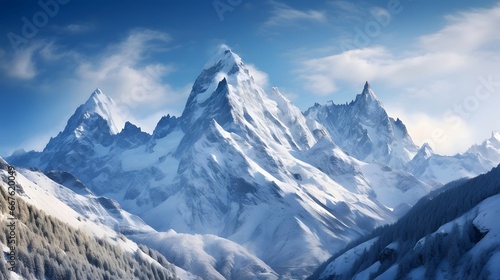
3,46,500,279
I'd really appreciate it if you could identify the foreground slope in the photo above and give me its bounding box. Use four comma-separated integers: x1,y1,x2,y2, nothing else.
0,157,277,280
311,164,500,280
0,158,181,280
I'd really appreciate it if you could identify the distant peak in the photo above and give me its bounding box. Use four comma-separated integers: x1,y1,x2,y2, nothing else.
417,143,434,158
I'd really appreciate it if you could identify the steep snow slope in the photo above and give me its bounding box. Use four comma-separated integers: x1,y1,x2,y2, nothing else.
0,157,187,280
305,82,419,169
298,137,434,210
312,164,500,280
0,158,276,280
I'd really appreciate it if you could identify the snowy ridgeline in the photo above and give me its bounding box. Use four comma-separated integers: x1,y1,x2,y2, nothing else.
312,165,500,280
4,45,500,279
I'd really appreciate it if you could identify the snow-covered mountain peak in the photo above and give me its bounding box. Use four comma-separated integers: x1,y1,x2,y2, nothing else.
353,81,382,109
203,44,242,71
305,82,419,168
417,143,434,159
80,88,125,135
184,46,240,115
182,45,268,130
466,129,500,164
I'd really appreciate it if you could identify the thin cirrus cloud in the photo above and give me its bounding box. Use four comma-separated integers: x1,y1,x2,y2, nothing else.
298,4,500,94
261,1,327,32
63,23,90,33
53,23,93,34
420,6,500,53
296,3,500,154
299,47,469,94
0,43,41,80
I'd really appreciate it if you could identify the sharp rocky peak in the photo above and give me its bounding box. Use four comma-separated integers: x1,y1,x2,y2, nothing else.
354,81,382,105
181,45,263,125
78,88,125,135
416,143,434,159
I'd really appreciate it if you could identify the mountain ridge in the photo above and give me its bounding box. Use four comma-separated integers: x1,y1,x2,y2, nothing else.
6,45,500,279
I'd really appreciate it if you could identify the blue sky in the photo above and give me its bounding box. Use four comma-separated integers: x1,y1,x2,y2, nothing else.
1,0,499,157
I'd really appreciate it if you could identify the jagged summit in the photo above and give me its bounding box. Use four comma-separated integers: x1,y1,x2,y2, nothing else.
304,82,419,168
80,88,125,134
417,143,434,158
354,81,381,107
466,130,500,164
181,45,264,127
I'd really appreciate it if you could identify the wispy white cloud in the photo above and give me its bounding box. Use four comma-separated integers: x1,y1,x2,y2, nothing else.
246,63,270,90
54,23,92,34
0,29,192,134
420,7,500,53
327,1,366,22
0,43,42,79
39,41,80,61
73,29,189,108
300,47,469,91
297,3,500,154
261,2,326,32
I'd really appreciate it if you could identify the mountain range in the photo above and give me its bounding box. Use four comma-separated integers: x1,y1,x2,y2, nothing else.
3,45,500,279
